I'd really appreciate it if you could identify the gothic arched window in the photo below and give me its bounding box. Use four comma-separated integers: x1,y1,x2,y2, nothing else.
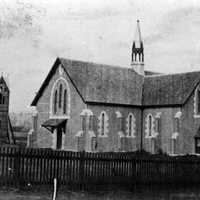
126,113,136,137
59,84,63,108
63,89,67,114
98,111,109,137
54,90,57,114
146,114,154,137
51,78,70,117
101,113,105,136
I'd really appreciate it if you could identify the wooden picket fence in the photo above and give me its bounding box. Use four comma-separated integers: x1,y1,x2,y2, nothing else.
0,146,200,189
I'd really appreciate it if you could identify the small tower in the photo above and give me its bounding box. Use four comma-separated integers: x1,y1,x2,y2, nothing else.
131,20,144,76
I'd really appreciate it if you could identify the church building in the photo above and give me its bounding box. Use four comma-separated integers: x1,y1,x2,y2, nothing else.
31,20,200,155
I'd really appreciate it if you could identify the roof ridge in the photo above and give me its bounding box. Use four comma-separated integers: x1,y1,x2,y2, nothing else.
59,57,139,72
145,70,200,78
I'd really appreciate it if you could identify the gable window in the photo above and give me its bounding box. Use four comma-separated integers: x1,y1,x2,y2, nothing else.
98,111,108,137
50,77,70,118
145,114,154,138
59,84,63,108
54,90,58,114
63,89,67,114
126,113,136,137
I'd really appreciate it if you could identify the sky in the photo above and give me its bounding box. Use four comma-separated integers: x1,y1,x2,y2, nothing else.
0,0,200,112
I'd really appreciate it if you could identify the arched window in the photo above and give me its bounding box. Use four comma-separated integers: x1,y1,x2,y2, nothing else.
51,77,70,117
146,114,154,137
59,84,63,108
54,90,57,114
128,115,132,136
148,115,152,136
126,113,135,137
98,111,108,137
101,113,105,136
63,89,67,114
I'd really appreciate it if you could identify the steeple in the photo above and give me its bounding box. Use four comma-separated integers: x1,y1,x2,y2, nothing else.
131,20,144,76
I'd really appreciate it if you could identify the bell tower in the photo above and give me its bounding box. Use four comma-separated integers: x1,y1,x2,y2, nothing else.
131,20,144,76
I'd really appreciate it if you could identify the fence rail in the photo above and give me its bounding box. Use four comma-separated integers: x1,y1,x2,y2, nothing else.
0,146,200,189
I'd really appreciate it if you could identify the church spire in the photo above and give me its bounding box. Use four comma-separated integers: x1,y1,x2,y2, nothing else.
131,20,144,76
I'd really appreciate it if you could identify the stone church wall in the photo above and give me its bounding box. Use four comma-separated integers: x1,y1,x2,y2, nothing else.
142,107,181,154
87,104,142,152
35,65,86,151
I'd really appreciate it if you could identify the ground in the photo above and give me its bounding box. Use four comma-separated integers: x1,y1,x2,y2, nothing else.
1,185,200,200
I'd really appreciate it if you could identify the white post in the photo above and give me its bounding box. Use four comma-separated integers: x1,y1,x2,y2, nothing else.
53,178,57,200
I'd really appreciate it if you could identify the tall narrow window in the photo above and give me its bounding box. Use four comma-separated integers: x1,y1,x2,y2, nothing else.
155,117,161,134
149,115,152,136
54,90,57,114
128,115,132,137
63,89,67,114
101,113,105,136
59,84,63,108
98,111,108,137
126,113,135,137
198,90,200,114
146,114,153,137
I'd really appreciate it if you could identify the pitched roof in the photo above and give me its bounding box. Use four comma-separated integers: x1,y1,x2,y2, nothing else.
0,76,9,92
31,58,144,106
31,57,200,108
143,71,200,106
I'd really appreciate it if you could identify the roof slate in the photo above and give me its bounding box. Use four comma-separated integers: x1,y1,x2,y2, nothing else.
31,58,144,106
31,57,200,107
143,71,200,106
60,58,143,106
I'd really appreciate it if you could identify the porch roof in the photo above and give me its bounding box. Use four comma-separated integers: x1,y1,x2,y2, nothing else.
42,119,66,131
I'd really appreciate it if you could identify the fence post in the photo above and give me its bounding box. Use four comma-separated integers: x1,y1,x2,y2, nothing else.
79,151,85,190
14,148,21,188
